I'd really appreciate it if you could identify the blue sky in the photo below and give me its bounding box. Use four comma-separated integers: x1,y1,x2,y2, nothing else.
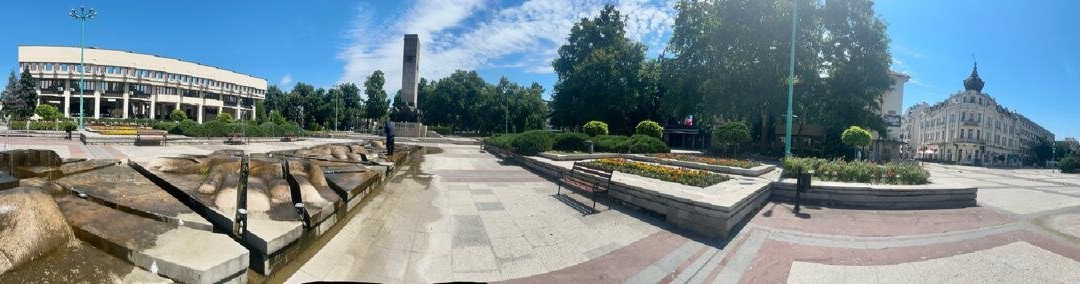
1,0,1077,138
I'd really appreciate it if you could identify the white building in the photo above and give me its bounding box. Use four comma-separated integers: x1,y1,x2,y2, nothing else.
901,63,1054,166
869,71,910,161
17,45,266,122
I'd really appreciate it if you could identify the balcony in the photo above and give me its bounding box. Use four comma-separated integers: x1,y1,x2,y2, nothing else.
962,119,980,126
954,138,985,144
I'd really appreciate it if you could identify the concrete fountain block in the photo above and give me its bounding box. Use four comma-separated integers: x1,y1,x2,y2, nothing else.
56,196,248,283
55,165,214,231
0,186,73,275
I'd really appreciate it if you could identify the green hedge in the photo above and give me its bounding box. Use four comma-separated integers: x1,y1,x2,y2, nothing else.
485,131,669,155
8,120,76,131
152,119,302,137
511,130,555,155
429,125,452,135
782,157,929,185
553,132,590,152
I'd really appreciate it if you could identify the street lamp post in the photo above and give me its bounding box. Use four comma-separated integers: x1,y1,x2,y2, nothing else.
70,7,96,130
504,89,509,134
783,0,798,157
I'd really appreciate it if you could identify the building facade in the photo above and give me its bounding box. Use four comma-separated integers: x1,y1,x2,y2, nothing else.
868,71,910,161
901,64,1054,166
17,45,266,122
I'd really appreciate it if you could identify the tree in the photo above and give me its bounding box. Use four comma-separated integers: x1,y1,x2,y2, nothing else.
841,126,872,159
364,70,390,121
1054,141,1075,161
1,69,38,119
662,0,892,156
1033,137,1054,166
170,109,187,122
551,5,648,134
714,121,753,154
268,110,287,125
35,104,63,120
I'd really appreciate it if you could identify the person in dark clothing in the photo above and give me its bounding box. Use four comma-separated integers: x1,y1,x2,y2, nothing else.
384,120,395,155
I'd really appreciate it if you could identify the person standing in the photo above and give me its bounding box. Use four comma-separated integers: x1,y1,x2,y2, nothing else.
383,120,395,155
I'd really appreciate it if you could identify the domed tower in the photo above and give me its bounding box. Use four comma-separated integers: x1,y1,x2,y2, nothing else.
963,62,985,92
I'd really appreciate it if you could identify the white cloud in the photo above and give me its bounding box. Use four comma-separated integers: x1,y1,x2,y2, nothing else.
279,73,293,86
339,0,675,93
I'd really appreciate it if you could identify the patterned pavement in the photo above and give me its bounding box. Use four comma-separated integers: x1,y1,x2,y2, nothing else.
7,135,1080,283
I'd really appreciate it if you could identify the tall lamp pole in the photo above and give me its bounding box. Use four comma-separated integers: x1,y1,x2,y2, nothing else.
504,90,509,134
70,7,96,130
783,0,798,157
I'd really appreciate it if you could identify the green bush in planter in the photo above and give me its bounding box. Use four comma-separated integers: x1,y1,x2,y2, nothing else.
628,134,670,153
216,112,234,123
553,132,590,152
175,119,201,136
510,130,554,155
582,121,609,137
201,121,234,137
1061,154,1080,174
484,134,515,150
635,120,663,139
170,109,188,122
593,135,631,152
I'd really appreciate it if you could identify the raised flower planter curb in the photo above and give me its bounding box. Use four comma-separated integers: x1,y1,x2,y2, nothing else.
490,145,771,238
623,154,775,177
538,152,622,161
770,179,977,210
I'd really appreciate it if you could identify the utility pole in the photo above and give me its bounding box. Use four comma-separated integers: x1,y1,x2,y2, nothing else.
783,0,798,157
70,7,97,130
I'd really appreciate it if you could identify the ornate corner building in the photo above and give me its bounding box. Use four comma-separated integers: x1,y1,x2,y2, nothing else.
901,63,1054,166
17,45,267,122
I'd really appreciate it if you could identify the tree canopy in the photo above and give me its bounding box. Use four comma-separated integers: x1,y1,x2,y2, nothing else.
550,5,658,134
364,70,390,121
1,69,38,119
419,71,547,135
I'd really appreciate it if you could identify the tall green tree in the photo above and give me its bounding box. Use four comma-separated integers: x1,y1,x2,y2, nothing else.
662,0,891,155
551,5,648,134
1,69,38,119
363,70,390,121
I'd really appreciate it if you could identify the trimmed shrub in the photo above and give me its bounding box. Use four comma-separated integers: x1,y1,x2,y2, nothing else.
35,104,63,120
1061,154,1080,174
582,121,609,137
429,125,452,135
510,130,554,155
782,157,929,185
841,126,873,148
635,120,664,139
216,112,234,123
553,132,590,152
170,109,188,122
484,134,515,150
153,121,178,132
628,134,670,154
594,135,632,152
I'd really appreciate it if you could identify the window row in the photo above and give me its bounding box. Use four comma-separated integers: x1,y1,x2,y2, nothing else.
20,62,265,95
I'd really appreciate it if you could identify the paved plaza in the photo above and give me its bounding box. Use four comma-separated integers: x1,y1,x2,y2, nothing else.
4,137,1080,283
277,142,1080,283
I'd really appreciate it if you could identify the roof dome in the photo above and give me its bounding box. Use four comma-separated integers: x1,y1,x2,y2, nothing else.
963,62,984,92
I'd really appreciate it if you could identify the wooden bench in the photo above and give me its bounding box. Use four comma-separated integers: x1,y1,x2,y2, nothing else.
135,130,167,146
225,132,247,145
556,162,614,213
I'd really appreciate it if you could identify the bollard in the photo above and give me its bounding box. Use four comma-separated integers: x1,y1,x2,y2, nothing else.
586,140,595,154
794,169,814,214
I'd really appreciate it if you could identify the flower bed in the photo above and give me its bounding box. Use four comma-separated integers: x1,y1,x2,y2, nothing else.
99,129,139,135
650,153,762,169
583,158,728,187
782,157,929,185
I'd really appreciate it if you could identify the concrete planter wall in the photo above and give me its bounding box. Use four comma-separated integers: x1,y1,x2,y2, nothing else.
487,145,772,238
770,179,977,210
538,152,622,161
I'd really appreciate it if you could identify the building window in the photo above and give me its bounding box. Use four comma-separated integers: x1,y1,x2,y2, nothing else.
61,64,68,72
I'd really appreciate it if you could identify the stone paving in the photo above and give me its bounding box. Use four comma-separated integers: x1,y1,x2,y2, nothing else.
6,135,1080,283
285,144,1080,283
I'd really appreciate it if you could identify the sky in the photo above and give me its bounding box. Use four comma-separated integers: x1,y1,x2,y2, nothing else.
0,0,1077,138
